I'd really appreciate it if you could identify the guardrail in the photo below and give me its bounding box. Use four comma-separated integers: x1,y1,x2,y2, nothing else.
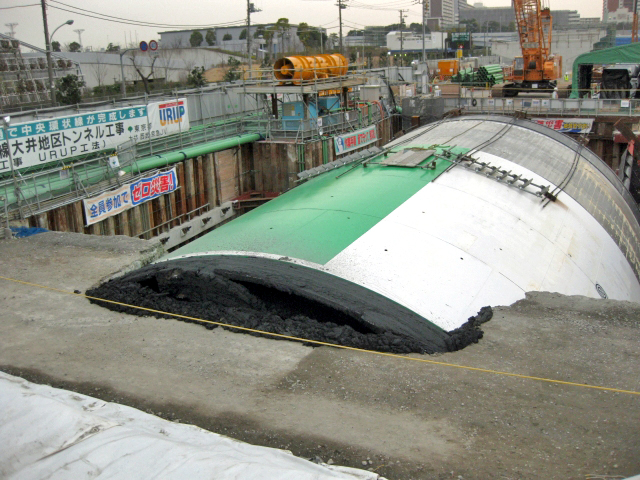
443,96,640,117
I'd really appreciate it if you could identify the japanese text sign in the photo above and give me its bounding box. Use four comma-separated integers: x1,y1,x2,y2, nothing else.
334,125,377,155
0,98,190,175
83,168,177,226
532,118,594,134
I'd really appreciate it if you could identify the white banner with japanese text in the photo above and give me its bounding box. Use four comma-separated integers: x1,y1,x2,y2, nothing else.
0,98,190,175
83,168,178,226
146,98,189,141
532,118,594,134
334,125,378,155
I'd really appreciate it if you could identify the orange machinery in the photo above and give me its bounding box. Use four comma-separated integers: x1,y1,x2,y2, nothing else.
500,0,562,96
437,59,459,80
273,54,348,85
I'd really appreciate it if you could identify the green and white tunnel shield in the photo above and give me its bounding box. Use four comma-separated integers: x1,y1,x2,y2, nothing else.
168,152,640,332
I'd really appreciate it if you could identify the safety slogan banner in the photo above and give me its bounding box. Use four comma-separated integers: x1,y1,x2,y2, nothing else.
83,168,178,226
334,125,378,155
0,98,190,175
532,118,594,134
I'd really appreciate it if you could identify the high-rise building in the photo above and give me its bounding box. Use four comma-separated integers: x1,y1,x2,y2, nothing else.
604,0,636,23
426,0,459,29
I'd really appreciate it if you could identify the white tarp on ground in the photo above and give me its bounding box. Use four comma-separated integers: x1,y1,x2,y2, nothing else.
0,372,382,480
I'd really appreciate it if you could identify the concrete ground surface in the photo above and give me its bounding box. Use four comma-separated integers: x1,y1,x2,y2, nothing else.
1,231,639,479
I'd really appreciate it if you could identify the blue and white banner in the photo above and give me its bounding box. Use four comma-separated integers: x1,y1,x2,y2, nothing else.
0,99,189,175
83,168,178,226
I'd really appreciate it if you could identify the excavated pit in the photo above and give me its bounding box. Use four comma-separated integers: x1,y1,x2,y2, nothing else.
87,256,492,354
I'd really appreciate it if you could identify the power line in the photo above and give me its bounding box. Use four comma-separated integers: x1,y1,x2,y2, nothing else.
49,0,245,27
348,0,420,10
0,4,39,10
47,1,247,29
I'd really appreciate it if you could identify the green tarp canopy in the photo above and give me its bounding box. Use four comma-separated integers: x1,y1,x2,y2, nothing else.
570,42,640,98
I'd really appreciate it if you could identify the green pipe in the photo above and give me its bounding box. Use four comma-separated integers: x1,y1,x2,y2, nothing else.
1,133,262,210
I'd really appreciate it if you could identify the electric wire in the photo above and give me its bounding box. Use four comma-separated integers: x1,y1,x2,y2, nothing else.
47,2,247,29
0,274,638,397
49,0,247,27
0,4,39,10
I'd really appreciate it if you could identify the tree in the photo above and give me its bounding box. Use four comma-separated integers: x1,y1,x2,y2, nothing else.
487,20,501,32
298,23,325,51
205,29,216,46
105,43,120,52
272,18,291,55
460,18,479,33
170,37,184,49
56,74,84,105
261,27,275,58
190,31,203,47
129,51,158,94
223,57,242,82
68,41,81,52
329,32,338,48
187,66,206,87
90,55,108,94
223,33,232,41
51,41,61,52
157,47,176,84
239,29,247,40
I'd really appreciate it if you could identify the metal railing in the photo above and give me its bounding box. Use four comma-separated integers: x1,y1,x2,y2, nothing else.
445,96,640,117
266,106,384,141
0,67,391,221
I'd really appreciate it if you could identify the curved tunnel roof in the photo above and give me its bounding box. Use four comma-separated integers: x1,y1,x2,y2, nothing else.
399,115,640,279
159,115,640,335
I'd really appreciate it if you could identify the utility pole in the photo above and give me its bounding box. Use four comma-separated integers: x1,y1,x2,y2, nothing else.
5,23,18,38
40,0,56,107
337,0,347,55
422,0,427,63
633,0,638,43
247,0,252,79
399,10,406,67
74,28,84,49
247,1,260,79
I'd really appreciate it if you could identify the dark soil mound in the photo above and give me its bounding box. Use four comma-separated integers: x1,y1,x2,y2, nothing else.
87,258,491,355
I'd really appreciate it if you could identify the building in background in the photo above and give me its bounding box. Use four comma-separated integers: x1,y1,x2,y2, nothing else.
426,0,459,30
459,3,514,29
385,31,448,54
459,3,590,30
604,0,636,23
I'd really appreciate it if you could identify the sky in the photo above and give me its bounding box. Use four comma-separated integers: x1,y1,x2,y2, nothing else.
3,0,604,52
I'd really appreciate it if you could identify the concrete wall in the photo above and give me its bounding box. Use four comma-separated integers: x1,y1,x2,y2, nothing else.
386,32,448,53
159,25,307,56
44,50,244,89
490,28,608,71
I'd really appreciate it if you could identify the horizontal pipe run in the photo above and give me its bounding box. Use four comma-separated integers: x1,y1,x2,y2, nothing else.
1,133,262,212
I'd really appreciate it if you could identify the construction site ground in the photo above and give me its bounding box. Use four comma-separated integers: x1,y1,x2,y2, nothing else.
1,232,639,480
